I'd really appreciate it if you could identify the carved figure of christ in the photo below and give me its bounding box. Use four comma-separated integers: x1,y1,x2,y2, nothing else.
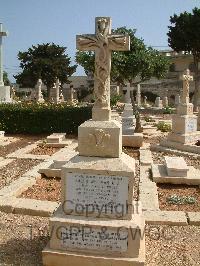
76,17,130,121
181,69,193,104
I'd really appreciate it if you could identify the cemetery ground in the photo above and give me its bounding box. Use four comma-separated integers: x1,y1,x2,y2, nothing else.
0,111,199,266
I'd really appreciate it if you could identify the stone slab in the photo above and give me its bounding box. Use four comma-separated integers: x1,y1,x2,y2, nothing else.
139,181,159,211
167,131,200,144
151,143,200,157
43,241,145,266
47,133,66,144
0,158,14,168
187,212,200,225
160,140,200,154
122,133,143,148
0,175,36,197
48,205,144,258
61,153,135,219
152,164,200,185
13,198,59,217
164,156,189,177
140,150,153,165
144,210,188,225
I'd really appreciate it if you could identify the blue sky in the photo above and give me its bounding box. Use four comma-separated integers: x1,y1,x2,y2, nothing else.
1,0,199,82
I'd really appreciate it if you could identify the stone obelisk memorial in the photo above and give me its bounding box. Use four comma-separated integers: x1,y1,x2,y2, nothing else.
0,23,11,102
43,17,145,266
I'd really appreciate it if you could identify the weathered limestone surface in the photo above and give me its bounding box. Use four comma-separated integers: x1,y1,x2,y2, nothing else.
78,120,122,158
144,210,187,225
187,212,200,225
164,156,189,177
152,164,200,185
122,133,143,148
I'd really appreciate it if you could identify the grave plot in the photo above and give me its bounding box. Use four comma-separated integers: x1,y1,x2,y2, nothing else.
0,135,41,157
139,146,200,225
20,176,61,202
152,152,200,213
29,146,61,156
0,158,41,190
158,184,200,212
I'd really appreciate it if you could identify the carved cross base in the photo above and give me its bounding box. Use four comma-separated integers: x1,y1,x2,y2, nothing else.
92,107,111,121
78,120,122,158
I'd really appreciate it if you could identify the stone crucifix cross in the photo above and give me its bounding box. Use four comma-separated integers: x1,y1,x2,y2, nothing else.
76,17,130,121
0,23,8,86
181,69,193,104
123,83,134,104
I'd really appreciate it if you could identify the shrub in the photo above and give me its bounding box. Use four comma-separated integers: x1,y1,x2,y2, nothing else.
167,195,196,205
163,106,173,114
0,103,92,134
144,116,156,122
110,94,121,107
156,121,172,132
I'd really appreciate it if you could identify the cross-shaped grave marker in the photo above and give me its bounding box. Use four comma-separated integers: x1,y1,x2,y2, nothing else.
77,17,130,121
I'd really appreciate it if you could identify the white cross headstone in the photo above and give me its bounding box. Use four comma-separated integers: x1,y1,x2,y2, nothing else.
35,79,44,103
181,69,193,104
0,23,8,87
77,17,130,121
123,83,134,104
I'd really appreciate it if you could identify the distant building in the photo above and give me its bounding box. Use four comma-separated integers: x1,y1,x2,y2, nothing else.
140,50,195,103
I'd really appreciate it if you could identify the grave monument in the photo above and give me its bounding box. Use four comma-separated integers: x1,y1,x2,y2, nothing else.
43,17,145,266
160,69,200,152
35,79,44,103
50,78,60,103
154,97,163,108
122,83,135,135
0,23,11,103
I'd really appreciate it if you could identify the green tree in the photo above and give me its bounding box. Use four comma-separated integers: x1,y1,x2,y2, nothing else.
76,27,169,86
3,71,11,86
14,43,77,98
168,7,200,109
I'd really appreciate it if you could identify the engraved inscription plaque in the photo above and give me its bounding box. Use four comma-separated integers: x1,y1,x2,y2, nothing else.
59,225,128,252
65,173,129,216
186,118,197,133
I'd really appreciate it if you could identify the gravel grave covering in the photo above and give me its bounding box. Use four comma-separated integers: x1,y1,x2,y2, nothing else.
158,184,200,212
0,159,41,190
0,135,44,157
20,177,61,202
123,147,139,160
0,211,200,265
30,146,60,156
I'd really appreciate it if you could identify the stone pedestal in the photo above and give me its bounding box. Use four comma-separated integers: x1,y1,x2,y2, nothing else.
43,153,145,266
161,102,200,152
78,120,122,158
122,103,135,135
166,103,200,144
0,86,11,102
